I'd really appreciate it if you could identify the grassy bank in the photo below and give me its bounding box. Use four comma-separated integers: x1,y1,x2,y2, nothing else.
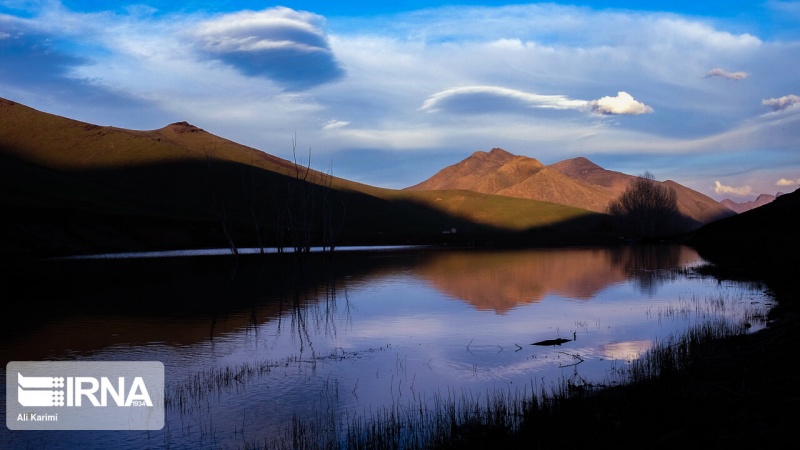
451,251,799,448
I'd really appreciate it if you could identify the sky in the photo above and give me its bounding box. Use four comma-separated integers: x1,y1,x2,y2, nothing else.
1,1,799,200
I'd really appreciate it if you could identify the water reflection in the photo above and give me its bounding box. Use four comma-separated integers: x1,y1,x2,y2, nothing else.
609,244,701,294
0,245,768,449
0,245,714,361
601,340,654,360
414,245,701,312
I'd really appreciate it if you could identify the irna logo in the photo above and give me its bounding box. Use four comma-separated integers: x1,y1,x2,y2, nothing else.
17,373,153,407
7,361,164,430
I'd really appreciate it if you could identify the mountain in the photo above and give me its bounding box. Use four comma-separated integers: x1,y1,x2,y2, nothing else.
721,194,778,214
547,157,735,224
688,188,799,280
547,156,630,193
0,98,609,258
0,97,326,179
408,149,734,227
693,188,799,244
407,149,614,212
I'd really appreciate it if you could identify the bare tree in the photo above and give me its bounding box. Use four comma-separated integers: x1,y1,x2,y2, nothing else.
287,135,314,254
203,145,238,255
317,161,346,253
271,135,346,254
608,171,683,239
241,162,264,253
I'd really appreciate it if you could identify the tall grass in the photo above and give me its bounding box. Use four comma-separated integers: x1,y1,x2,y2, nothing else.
239,316,757,450
254,387,536,450
161,263,766,450
166,358,284,414
628,318,749,381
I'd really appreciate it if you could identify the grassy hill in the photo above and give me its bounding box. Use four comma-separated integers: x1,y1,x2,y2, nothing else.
0,98,607,258
407,148,615,213
408,148,735,228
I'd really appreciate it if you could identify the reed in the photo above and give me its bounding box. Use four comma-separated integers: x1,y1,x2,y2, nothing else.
254,386,535,450
164,268,765,449
240,316,757,450
627,318,748,381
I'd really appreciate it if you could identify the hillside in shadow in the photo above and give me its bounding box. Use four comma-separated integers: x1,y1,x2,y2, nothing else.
686,187,800,284
1,97,619,258
0,150,618,258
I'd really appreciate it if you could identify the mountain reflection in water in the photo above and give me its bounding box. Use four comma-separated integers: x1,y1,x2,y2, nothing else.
0,245,767,450
414,246,700,312
2,245,704,361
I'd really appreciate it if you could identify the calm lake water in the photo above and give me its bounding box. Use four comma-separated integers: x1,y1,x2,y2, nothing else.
0,245,771,449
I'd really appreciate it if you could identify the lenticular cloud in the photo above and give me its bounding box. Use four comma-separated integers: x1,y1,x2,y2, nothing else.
421,86,653,116
190,7,344,90
419,86,587,113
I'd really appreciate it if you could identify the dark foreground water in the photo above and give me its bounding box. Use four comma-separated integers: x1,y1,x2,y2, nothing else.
0,245,770,449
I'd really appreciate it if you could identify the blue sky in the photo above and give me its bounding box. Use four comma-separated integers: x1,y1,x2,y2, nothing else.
2,1,799,200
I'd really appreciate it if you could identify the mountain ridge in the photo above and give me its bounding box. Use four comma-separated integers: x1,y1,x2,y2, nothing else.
721,193,779,214
1,96,614,257
407,148,735,227
407,149,614,213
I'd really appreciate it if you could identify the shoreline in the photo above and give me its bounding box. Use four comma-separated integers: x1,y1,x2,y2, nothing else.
477,241,800,449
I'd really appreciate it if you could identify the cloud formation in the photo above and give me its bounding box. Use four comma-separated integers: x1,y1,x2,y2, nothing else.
776,178,800,186
714,181,753,196
0,2,798,196
323,119,350,130
419,86,587,114
190,7,344,90
420,87,652,116
704,68,748,80
0,15,160,125
762,94,800,112
0,17,86,85
587,92,654,115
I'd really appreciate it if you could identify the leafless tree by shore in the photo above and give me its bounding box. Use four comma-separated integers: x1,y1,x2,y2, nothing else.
608,171,685,239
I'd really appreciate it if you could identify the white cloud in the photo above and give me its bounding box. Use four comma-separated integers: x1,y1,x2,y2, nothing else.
350,4,761,51
704,68,748,80
189,7,344,89
420,87,654,117
2,2,799,193
776,178,800,186
419,86,587,113
587,92,654,116
192,8,325,53
323,119,350,130
762,94,800,112
714,181,753,196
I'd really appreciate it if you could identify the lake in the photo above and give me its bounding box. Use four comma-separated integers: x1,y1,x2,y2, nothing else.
0,245,771,449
